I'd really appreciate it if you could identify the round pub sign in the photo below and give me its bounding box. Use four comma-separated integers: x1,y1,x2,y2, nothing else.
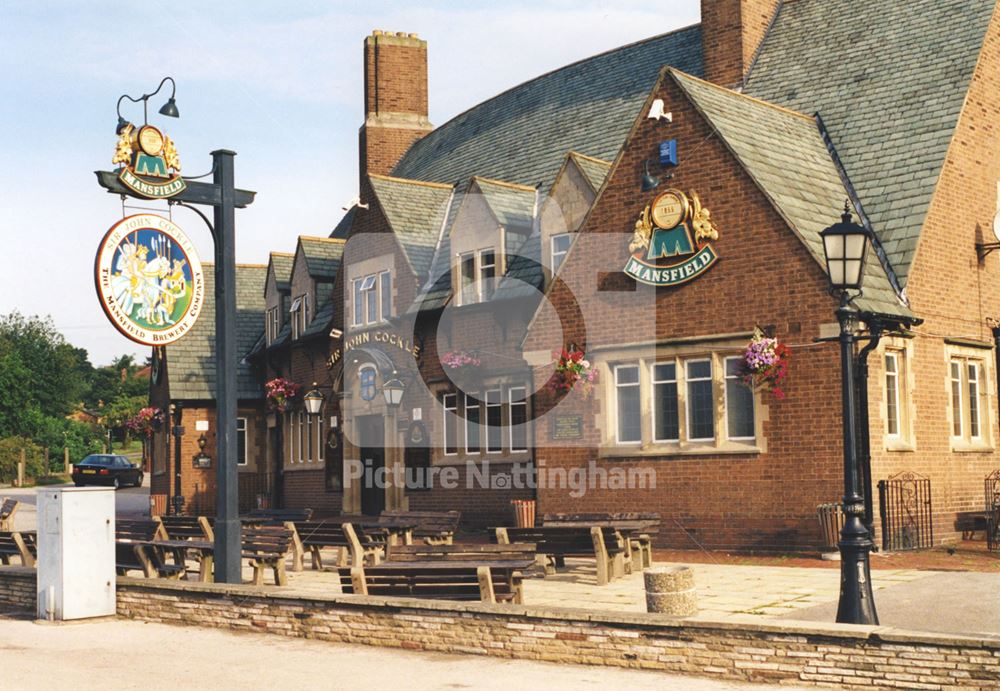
94,213,205,346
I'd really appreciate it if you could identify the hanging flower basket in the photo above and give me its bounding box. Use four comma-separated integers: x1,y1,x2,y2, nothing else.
125,407,164,438
441,350,482,389
739,330,791,399
548,347,597,397
265,377,300,413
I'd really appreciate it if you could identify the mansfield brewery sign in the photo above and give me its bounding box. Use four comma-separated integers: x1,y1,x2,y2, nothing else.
94,214,205,346
113,123,186,198
625,188,719,286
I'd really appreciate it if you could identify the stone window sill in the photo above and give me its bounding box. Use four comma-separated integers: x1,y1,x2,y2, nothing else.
598,442,762,459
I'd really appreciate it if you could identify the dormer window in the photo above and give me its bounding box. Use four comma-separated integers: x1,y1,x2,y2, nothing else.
265,306,280,345
457,248,497,305
290,294,309,339
352,270,392,327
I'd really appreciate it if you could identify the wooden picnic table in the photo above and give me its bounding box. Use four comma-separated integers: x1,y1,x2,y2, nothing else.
365,558,535,571
152,539,214,583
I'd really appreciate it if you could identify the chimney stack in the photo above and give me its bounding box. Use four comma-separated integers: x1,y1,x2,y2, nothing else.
359,30,433,183
700,0,781,87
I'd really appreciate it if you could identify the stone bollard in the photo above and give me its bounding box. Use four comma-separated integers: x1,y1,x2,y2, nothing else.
644,565,697,616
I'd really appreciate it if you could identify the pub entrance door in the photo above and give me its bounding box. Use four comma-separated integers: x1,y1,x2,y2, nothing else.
358,414,386,516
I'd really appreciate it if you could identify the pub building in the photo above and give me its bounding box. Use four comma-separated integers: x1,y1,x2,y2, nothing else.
151,0,1000,549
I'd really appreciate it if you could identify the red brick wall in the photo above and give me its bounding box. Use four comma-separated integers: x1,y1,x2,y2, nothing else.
701,0,781,87
524,71,846,551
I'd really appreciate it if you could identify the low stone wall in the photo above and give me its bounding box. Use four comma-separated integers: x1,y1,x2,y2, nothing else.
3,567,999,688
0,567,35,611
114,579,1000,689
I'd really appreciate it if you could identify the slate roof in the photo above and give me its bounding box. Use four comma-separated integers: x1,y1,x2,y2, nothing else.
569,151,613,193
368,174,454,279
669,70,911,319
743,0,994,286
474,177,537,230
330,207,356,240
168,264,266,401
268,252,294,292
298,237,345,281
302,297,334,339
392,25,704,192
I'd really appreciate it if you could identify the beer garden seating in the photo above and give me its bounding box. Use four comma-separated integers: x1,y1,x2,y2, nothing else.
293,521,383,570
541,512,660,569
0,530,34,566
494,526,629,585
379,510,461,544
339,563,523,604
115,519,184,579
242,524,294,586
0,498,19,531
156,515,214,541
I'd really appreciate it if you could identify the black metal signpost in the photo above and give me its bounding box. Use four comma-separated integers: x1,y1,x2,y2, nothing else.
96,150,256,584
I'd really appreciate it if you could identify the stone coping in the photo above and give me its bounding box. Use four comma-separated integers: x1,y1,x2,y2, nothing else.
115,575,1000,650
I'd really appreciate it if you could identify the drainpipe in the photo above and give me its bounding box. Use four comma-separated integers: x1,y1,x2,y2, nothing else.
172,403,184,515
855,319,884,545
992,325,1000,427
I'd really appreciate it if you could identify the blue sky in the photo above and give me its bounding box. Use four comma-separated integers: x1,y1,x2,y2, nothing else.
0,1,699,365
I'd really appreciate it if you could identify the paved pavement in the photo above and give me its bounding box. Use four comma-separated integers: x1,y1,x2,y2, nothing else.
0,616,810,690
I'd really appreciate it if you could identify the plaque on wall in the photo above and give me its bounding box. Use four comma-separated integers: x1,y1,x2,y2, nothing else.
551,413,584,440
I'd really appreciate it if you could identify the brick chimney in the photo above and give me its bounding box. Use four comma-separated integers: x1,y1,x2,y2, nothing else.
700,0,781,87
359,30,433,183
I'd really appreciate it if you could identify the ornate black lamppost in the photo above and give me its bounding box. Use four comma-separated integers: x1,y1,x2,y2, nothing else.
820,204,879,625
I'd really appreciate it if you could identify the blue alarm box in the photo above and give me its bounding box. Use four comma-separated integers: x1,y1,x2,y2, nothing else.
659,139,678,167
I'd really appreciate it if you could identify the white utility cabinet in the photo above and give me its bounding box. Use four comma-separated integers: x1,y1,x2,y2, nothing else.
36,486,116,620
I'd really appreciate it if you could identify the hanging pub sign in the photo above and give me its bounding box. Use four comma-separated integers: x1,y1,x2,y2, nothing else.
624,188,719,286
94,213,205,346
113,123,186,198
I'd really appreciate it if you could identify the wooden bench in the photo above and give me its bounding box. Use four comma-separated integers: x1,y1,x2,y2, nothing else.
339,563,521,603
293,521,382,570
0,498,19,531
956,511,990,540
542,512,660,569
495,526,628,585
242,524,293,585
0,531,35,567
245,508,313,523
116,519,184,579
380,510,461,544
386,543,538,602
156,515,214,541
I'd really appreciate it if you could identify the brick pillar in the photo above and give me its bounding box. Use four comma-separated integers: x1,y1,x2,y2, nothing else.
359,30,433,193
700,0,781,87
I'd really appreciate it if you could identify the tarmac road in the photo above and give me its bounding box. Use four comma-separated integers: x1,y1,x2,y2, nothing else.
2,479,150,532
0,616,812,691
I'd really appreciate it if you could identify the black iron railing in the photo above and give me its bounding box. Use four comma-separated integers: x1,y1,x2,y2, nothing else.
878,471,933,551
986,469,1000,552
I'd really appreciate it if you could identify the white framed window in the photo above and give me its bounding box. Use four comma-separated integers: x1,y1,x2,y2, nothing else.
297,411,305,462
551,233,571,273
724,357,755,440
465,392,481,454
686,359,714,442
305,413,314,462
509,386,528,452
606,351,760,453
265,307,279,345
947,349,991,450
885,352,901,438
442,393,458,455
969,362,982,440
236,417,248,466
456,248,499,305
352,271,391,326
950,360,964,439
290,296,303,339
614,365,641,444
651,362,678,443
486,389,502,453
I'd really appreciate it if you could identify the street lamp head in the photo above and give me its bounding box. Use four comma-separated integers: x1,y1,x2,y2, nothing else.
382,376,405,409
158,97,179,118
116,116,131,134
640,160,660,192
303,383,324,416
820,203,870,291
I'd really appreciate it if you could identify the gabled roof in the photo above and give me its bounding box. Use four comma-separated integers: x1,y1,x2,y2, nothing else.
568,151,613,193
669,69,911,319
473,177,536,230
267,252,294,292
298,236,345,282
330,207,356,240
368,174,454,279
301,297,334,340
392,25,704,193
168,264,266,400
743,0,995,286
